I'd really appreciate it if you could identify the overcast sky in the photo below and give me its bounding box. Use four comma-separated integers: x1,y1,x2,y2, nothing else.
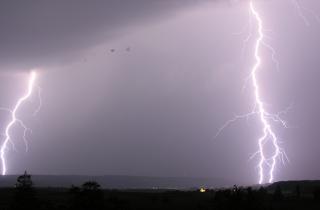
0,0,320,185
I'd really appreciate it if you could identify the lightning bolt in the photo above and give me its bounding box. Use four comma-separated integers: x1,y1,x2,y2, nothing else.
249,1,282,184
249,0,319,184
216,1,290,184
216,0,320,184
0,71,37,175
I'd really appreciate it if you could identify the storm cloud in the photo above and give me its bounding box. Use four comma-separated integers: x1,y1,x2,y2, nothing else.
0,0,216,70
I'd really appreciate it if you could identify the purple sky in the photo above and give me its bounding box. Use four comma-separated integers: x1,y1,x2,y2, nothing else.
0,0,320,185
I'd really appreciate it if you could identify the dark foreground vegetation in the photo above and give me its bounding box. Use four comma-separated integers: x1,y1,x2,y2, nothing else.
0,172,320,210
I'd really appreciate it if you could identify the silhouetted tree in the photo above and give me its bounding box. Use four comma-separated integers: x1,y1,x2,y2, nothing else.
273,185,284,201
313,187,320,201
12,171,37,210
16,170,33,189
246,187,254,201
232,185,243,201
257,186,267,201
295,185,301,199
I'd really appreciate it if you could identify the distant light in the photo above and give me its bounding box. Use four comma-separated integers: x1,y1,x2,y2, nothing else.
199,188,206,193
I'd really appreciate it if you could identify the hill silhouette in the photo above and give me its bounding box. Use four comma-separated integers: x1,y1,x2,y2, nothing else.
267,180,320,194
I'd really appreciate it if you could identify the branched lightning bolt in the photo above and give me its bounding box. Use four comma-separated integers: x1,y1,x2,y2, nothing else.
249,1,283,184
0,71,37,175
216,1,290,184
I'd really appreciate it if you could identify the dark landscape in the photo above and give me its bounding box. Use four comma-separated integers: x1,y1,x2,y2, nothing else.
0,172,319,210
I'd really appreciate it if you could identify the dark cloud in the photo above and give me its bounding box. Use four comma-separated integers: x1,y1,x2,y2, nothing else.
0,0,212,70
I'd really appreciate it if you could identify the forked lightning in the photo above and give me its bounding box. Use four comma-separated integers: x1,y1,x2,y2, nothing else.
0,71,38,175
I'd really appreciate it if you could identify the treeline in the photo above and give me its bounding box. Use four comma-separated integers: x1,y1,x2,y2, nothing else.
212,184,320,210
1,171,320,210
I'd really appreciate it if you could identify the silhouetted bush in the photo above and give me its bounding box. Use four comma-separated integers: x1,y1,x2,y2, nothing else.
69,181,104,210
